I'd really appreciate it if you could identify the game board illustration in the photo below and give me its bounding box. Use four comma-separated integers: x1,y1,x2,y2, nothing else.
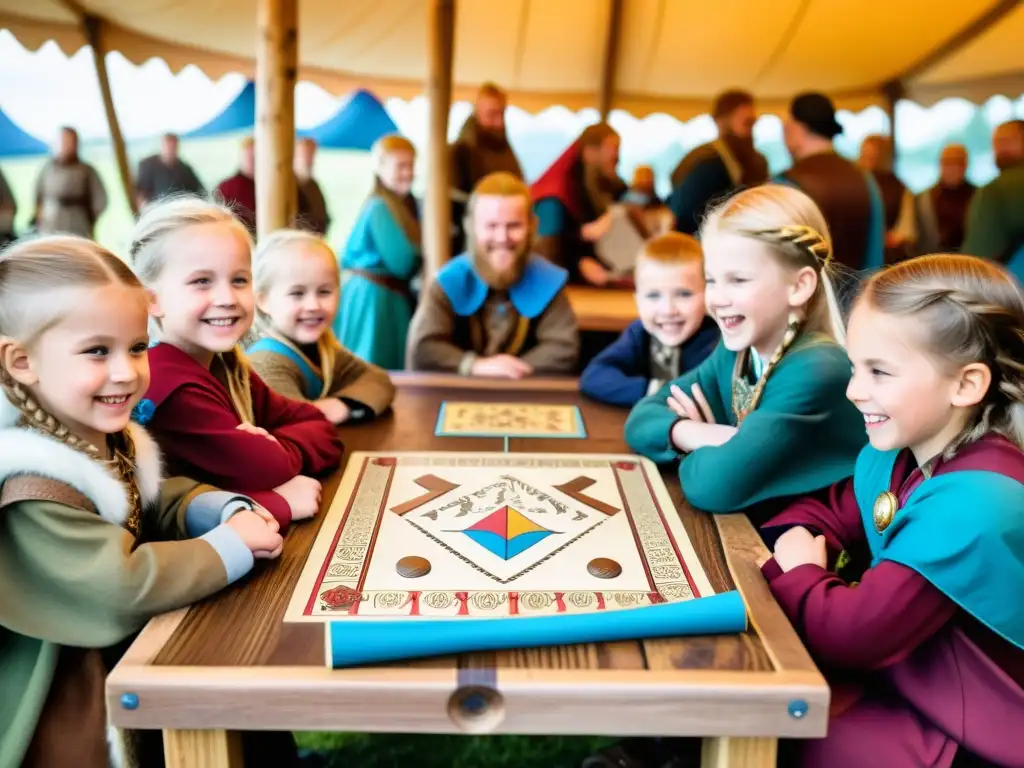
434,402,586,438
285,452,717,623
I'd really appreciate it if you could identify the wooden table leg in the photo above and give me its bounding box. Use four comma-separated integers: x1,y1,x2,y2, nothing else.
164,729,244,768
701,737,778,768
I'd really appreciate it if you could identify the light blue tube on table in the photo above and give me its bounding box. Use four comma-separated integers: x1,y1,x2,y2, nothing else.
328,590,747,668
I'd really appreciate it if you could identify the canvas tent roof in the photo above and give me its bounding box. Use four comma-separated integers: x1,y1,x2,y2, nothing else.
0,106,48,156
0,0,1020,121
299,90,398,151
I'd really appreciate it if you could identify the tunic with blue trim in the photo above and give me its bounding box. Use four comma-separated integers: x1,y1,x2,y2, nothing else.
760,435,1024,768
247,330,395,420
405,253,580,374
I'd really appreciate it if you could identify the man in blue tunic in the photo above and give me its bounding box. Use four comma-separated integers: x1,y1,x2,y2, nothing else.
406,172,580,378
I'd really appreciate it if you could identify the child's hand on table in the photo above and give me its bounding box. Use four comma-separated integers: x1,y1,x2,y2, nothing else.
273,475,322,521
667,383,715,423
314,397,351,424
772,526,828,572
236,422,278,442
667,383,738,451
228,509,285,559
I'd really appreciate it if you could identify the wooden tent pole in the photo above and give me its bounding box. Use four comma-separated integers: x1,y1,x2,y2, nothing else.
597,0,623,121
882,80,905,162
82,15,136,216
423,0,456,280
255,0,298,240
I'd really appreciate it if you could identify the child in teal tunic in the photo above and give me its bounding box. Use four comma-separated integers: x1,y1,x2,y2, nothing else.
624,184,866,520
336,135,422,370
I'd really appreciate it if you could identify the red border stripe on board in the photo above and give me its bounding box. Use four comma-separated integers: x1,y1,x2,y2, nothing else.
304,456,375,614
639,462,702,598
611,461,657,593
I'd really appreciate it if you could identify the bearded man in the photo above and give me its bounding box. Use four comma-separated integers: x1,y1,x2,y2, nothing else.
450,83,524,254
963,120,1024,277
406,172,580,378
668,90,769,234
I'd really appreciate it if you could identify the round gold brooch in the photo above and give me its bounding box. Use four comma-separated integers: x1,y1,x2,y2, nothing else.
873,491,898,532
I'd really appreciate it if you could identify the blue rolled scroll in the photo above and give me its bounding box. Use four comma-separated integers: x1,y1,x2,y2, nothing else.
328,590,747,668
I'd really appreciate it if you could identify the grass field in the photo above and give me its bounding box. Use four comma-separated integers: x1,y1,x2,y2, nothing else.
295,733,614,767
0,132,382,255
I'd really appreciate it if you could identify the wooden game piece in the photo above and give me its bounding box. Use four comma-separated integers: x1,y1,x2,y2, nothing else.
587,557,622,579
397,556,431,578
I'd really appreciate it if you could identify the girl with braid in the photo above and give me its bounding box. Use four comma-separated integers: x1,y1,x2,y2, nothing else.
0,236,284,768
760,254,1024,768
131,197,343,529
625,185,865,524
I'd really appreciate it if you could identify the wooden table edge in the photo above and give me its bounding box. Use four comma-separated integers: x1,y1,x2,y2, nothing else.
108,663,827,738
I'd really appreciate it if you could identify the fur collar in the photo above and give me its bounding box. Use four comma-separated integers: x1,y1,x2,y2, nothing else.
0,390,162,525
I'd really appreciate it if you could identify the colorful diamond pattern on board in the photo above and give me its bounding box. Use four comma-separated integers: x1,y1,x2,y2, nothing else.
460,506,553,560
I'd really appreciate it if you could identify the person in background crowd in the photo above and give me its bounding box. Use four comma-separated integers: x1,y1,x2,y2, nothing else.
294,137,331,236
214,138,313,237
916,144,975,253
531,123,627,286
0,166,15,247
777,93,885,275
215,137,257,234
668,89,769,235
135,132,205,208
32,127,107,238
992,118,1024,172
407,172,579,377
449,82,524,255
858,135,917,263
337,134,422,370
962,120,1024,281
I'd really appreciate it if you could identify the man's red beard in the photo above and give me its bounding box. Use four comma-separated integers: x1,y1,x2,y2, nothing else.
471,239,532,290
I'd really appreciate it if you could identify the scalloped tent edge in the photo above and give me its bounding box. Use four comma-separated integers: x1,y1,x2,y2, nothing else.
0,3,1021,123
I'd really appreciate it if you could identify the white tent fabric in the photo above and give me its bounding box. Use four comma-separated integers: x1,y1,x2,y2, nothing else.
0,0,1020,120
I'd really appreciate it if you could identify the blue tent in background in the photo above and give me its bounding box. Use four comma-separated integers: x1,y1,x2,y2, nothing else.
0,108,48,157
300,89,397,151
182,81,256,139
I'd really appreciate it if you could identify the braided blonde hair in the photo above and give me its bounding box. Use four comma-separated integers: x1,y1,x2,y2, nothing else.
131,194,256,423
860,254,1024,457
0,236,145,529
701,184,845,345
253,228,340,394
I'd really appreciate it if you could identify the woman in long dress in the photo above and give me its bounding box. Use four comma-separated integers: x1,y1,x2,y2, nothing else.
335,135,422,370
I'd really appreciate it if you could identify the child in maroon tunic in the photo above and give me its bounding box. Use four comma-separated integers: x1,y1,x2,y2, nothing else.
130,196,343,528
763,254,1024,768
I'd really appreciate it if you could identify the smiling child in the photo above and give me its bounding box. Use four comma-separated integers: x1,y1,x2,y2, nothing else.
580,232,718,407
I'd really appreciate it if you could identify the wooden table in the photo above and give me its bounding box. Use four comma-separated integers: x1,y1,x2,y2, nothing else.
107,374,828,767
566,285,638,333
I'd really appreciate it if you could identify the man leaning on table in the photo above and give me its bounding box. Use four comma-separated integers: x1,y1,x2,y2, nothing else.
406,171,580,379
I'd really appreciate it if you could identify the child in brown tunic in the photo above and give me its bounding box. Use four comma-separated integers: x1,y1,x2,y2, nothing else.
406,171,580,378
248,229,395,423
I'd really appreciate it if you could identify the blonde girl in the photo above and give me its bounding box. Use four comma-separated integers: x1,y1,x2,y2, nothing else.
336,134,422,370
762,255,1024,767
248,229,395,422
130,195,342,528
625,184,865,522
0,236,282,768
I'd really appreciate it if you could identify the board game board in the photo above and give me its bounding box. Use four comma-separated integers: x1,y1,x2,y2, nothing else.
434,402,586,438
285,452,748,666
